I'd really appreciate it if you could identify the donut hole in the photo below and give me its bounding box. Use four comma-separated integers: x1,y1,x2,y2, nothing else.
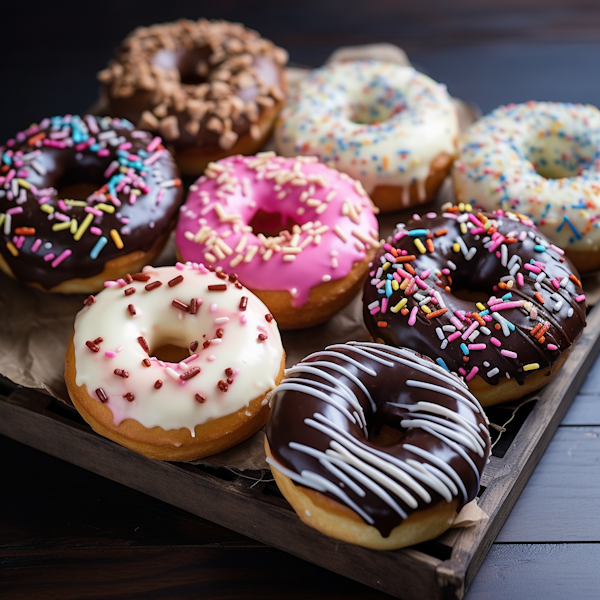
151,343,191,363
348,81,406,125
370,424,405,446
152,48,210,86
526,135,593,179
451,287,490,304
56,162,110,200
249,209,300,238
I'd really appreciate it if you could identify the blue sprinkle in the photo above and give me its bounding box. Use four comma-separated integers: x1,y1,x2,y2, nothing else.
436,358,450,372
385,280,393,297
502,293,512,300
460,343,469,355
408,229,428,237
534,244,547,252
90,236,108,259
479,309,489,316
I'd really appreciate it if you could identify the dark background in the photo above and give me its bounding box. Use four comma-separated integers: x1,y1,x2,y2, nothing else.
2,0,600,142
3,2,600,599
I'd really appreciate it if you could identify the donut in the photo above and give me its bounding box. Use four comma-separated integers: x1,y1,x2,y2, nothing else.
454,101,600,273
276,60,459,213
362,203,587,407
64,263,285,461
98,19,288,177
265,341,490,550
0,114,184,294
174,152,380,330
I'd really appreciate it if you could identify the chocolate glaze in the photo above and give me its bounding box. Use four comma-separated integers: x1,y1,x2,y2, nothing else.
363,207,587,387
0,115,184,290
266,342,490,537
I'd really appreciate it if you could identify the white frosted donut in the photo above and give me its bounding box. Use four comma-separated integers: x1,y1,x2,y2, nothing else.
276,61,459,212
454,101,600,272
65,263,285,460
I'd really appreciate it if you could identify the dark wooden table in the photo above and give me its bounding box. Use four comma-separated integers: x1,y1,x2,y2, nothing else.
2,2,600,598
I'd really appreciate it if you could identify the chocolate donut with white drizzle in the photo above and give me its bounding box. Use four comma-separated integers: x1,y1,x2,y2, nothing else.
265,342,490,550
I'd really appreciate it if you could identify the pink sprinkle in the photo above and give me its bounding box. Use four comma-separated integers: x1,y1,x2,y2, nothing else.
469,227,486,235
448,331,462,342
176,262,186,270
468,213,485,227
461,321,479,340
105,351,117,358
207,355,216,362
524,263,541,274
490,337,502,347
90,226,103,235
547,344,558,351
31,238,42,253
420,269,431,280
442,268,450,275
240,314,247,325
104,280,119,288
370,307,381,315
6,206,23,215
396,268,412,279
458,367,467,376
85,206,103,217
575,294,586,302
146,136,162,153
182,354,199,364
491,301,524,311
450,317,464,331
156,189,164,204
197,264,210,274
488,237,504,252
408,306,418,326
468,344,486,351
383,243,393,252
517,273,525,286
488,297,502,306
58,200,68,212
381,298,389,313
549,244,565,255
210,303,218,312
393,230,408,241
51,249,72,268
43,253,55,262
415,277,428,290
552,278,561,289
104,161,119,179
98,149,110,157
501,349,518,359
119,142,132,151
466,366,479,381
117,346,125,353
15,235,24,249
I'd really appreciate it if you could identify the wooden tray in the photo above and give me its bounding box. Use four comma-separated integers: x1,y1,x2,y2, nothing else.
2,300,600,600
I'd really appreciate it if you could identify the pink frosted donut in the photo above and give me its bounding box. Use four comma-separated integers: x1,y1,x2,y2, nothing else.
175,152,380,329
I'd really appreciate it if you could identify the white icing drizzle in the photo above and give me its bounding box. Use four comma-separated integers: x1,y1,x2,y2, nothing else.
267,341,489,526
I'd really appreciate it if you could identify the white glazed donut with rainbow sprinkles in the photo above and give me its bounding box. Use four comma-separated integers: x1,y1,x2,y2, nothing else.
454,101,600,273
64,263,285,461
276,60,459,213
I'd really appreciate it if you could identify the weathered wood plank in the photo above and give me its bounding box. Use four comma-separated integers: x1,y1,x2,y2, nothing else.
494,427,600,542
466,543,600,600
561,394,600,426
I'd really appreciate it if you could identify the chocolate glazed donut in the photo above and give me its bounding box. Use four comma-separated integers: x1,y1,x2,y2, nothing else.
0,115,184,293
363,204,587,407
265,342,490,550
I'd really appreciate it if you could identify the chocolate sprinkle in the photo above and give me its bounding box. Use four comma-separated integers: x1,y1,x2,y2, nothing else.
86,341,100,353
95,388,108,403
145,281,162,291
208,284,227,291
168,275,184,287
124,392,135,402
124,273,133,284
124,287,136,296
190,340,199,352
114,369,129,378
128,304,136,316
172,299,189,311
142,358,152,367
216,271,227,280
154,380,163,389
180,366,201,380
93,337,103,344
138,336,149,353
239,296,248,310
189,298,199,314
132,273,151,281
195,393,206,403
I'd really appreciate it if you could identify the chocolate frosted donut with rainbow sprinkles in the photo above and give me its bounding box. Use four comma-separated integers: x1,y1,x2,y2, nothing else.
454,101,600,273
0,115,184,294
362,203,587,407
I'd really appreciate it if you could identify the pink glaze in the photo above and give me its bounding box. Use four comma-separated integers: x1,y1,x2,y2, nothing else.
175,153,379,307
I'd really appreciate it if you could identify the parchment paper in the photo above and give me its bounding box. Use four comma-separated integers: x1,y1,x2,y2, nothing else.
1,44,488,528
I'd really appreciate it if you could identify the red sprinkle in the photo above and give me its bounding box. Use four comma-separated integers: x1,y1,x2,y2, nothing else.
154,380,163,389
84,295,96,306
189,298,199,314
180,367,201,380
265,313,273,322
228,273,239,283
258,333,267,341
203,340,211,349
216,271,227,280
138,336,149,353
235,282,243,289
114,369,129,378
172,299,189,311
145,281,162,291
95,388,108,403
124,287,136,296
217,380,229,392
208,284,227,291
377,321,388,328
86,341,100,353
124,273,133,284
190,341,199,352
239,296,248,311
142,358,151,367
128,304,136,316
225,367,233,377
168,275,184,287
132,273,151,281
195,393,206,403
124,393,135,402
93,337,103,344
216,328,224,338
227,377,234,384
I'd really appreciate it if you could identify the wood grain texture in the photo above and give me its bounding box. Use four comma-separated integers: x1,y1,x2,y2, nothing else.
562,394,600,425
465,544,600,600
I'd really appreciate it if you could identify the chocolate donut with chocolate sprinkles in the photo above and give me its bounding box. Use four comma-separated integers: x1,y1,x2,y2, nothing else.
98,19,288,176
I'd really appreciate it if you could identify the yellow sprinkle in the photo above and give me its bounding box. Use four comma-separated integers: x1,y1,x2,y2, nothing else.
465,203,472,212
476,302,486,311
0,214,5,228
414,239,426,254
96,203,115,214
523,363,540,372
453,242,461,253
40,204,54,214
6,241,18,257
391,298,407,313
422,305,432,314
382,261,391,270
484,220,492,230
74,213,94,241
460,222,467,234
16,178,31,190
110,229,124,249
458,202,465,212
391,280,399,291
70,219,78,234
52,221,72,232
64,199,88,207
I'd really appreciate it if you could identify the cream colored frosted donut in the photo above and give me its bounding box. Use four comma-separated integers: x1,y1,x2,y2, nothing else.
276,61,459,212
454,101,600,273
65,263,285,461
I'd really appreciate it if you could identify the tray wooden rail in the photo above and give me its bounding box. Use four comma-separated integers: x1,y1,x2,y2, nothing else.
2,302,600,599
